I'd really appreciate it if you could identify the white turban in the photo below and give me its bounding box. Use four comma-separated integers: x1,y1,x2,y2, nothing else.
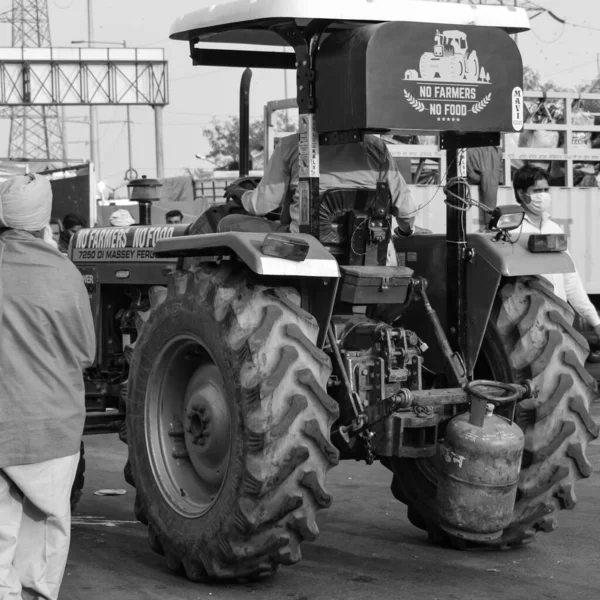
0,174,52,230
110,209,135,227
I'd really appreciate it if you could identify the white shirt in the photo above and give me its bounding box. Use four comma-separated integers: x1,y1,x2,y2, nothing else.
516,213,600,328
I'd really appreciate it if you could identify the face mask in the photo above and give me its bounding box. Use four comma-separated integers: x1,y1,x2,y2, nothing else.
526,192,551,216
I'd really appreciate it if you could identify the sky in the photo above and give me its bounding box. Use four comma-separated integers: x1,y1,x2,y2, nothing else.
0,0,599,188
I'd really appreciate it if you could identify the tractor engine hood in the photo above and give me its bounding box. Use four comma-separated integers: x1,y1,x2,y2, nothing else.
316,22,523,136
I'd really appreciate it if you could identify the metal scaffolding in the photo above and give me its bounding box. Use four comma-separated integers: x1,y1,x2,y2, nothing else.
5,0,65,162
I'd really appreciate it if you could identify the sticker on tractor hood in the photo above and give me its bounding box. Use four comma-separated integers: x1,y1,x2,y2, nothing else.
71,225,185,262
404,29,492,123
395,24,523,132
75,226,176,249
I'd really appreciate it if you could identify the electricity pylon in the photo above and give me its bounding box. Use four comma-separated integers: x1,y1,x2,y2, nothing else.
4,1,65,162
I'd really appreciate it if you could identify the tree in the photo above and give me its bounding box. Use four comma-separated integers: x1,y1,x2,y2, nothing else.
203,112,298,169
523,66,571,93
203,116,265,168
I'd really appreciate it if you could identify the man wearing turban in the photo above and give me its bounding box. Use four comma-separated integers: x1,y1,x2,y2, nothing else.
0,174,96,600
109,209,136,227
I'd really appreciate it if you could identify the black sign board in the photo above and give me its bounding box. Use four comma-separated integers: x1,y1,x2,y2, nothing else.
316,22,524,135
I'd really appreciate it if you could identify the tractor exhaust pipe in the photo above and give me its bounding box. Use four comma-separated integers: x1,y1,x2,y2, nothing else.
239,68,252,177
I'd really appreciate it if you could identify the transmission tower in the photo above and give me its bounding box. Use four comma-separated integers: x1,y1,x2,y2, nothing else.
7,0,65,162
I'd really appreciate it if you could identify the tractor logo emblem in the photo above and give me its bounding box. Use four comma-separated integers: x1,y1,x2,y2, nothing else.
403,29,492,123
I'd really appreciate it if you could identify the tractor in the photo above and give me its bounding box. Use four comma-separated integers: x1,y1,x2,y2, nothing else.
70,0,598,583
419,29,480,82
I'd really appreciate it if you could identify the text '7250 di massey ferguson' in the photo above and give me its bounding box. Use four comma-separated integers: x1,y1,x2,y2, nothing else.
70,0,599,583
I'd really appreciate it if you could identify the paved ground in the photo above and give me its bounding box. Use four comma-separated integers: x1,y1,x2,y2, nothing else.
61,402,600,600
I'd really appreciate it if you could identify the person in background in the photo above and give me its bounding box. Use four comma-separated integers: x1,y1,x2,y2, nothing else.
109,209,135,227
513,164,600,358
165,209,183,224
59,213,86,254
466,146,503,230
49,217,62,247
0,174,96,600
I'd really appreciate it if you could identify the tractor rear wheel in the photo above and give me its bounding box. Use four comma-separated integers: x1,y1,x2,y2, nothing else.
126,264,339,580
386,276,599,547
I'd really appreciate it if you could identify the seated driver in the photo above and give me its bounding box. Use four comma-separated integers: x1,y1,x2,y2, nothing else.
218,133,417,243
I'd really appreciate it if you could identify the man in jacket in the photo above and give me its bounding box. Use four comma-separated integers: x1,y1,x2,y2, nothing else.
0,174,96,600
217,133,417,238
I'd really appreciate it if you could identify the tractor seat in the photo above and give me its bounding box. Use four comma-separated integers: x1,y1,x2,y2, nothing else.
316,187,394,266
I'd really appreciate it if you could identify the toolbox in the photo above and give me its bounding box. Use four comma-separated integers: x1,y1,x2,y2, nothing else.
339,265,414,304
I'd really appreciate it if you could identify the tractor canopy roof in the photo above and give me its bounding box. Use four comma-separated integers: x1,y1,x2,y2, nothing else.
169,0,530,45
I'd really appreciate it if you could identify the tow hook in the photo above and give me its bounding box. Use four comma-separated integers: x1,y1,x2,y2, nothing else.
334,379,537,442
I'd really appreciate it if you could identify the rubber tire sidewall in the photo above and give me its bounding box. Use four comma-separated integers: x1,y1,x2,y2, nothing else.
127,289,244,557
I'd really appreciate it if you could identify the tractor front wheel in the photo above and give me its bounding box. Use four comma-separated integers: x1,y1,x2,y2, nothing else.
386,276,599,547
126,264,339,580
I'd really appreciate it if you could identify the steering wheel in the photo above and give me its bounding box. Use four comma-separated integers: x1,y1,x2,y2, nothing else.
222,176,281,221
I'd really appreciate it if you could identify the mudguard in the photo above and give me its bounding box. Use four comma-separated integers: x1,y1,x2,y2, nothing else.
465,233,574,373
468,233,574,278
154,232,340,278
394,232,575,375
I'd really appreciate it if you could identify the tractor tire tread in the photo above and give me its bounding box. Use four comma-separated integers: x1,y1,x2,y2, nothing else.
127,264,338,581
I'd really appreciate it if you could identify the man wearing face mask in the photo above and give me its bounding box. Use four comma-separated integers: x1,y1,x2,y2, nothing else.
513,165,600,352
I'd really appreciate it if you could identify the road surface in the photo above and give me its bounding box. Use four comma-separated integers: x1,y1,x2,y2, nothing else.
61,404,600,600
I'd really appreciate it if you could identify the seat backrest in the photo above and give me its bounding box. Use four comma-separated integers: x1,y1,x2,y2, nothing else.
318,186,392,266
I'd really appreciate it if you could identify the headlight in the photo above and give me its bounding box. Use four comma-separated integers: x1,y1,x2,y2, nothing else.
489,206,525,231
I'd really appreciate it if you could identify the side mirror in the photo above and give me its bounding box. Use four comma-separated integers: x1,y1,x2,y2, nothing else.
489,205,525,232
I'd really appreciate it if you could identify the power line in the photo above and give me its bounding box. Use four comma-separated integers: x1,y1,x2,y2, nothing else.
170,68,230,82
547,58,598,77
523,0,600,33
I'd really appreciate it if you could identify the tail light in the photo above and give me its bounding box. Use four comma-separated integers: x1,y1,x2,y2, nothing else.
527,234,567,253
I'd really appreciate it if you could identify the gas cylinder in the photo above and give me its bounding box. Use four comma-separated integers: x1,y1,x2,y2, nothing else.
436,401,524,541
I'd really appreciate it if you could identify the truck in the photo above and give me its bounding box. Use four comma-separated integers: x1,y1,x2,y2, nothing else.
70,0,598,583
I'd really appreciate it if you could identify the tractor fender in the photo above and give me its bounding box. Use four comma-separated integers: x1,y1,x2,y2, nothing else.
464,233,574,374
154,231,340,278
394,233,575,376
468,233,574,278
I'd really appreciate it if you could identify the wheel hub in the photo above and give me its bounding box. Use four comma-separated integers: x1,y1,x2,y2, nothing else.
146,336,232,518
187,405,212,446
182,365,231,490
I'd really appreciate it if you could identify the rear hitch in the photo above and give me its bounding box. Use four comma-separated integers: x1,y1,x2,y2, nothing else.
334,379,536,443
